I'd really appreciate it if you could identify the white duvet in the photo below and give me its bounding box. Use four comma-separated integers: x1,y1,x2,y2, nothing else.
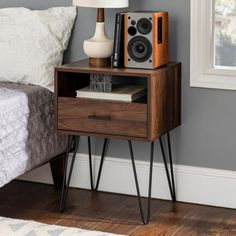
0,82,67,187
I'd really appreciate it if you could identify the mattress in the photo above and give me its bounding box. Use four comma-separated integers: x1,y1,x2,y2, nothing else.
0,82,67,187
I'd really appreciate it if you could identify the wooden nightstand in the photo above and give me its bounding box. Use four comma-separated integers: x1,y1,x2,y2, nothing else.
55,59,181,224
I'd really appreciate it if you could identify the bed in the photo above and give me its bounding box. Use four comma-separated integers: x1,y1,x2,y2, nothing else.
0,82,67,188
0,6,77,188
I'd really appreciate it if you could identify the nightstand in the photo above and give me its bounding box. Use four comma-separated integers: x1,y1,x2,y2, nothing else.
55,59,181,224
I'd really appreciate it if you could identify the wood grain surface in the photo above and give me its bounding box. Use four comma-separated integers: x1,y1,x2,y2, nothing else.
58,97,147,138
1,181,236,236
55,60,181,142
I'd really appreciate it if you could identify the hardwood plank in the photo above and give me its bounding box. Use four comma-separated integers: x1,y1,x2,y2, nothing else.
131,202,196,236
93,198,169,235
173,206,236,236
1,181,236,236
219,211,236,236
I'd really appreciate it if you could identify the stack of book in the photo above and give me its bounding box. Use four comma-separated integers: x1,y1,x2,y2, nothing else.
76,85,147,102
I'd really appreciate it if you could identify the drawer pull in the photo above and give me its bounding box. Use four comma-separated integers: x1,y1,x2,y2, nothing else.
88,115,111,121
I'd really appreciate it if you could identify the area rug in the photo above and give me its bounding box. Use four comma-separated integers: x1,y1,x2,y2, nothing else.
0,217,125,236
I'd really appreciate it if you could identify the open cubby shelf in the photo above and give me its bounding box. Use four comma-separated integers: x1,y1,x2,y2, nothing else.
56,72,148,104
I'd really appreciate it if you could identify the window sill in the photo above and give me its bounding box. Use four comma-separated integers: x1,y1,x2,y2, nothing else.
190,70,236,91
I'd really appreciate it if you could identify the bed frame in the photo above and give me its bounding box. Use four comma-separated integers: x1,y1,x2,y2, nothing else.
26,152,67,189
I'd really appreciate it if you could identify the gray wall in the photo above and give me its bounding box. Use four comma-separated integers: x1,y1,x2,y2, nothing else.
1,0,236,171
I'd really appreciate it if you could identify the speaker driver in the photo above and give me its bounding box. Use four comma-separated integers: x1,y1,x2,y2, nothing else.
128,36,152,63
128,26,137,36
137,18,152,35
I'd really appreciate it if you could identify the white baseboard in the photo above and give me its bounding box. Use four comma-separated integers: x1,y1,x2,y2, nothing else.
19,153,236,209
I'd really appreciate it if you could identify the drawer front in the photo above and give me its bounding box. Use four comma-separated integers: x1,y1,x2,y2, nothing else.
58,98,147,138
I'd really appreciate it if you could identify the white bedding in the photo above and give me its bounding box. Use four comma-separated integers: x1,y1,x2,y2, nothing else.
0,7,77,91
0,82,67,187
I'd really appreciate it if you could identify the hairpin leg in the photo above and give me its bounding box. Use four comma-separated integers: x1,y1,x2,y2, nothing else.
167,132,176,201
129,140,154,225
60,135,80,212
95,138,109,191
88,137,109,192
160,132,176,202
88,137,94,191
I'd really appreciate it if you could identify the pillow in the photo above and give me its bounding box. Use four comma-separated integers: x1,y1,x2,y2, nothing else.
0,7,77,92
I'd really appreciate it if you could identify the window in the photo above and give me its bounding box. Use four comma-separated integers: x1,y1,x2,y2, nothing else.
215,0,236,68
191,0,236,90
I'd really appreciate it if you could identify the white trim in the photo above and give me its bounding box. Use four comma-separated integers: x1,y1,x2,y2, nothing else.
190,0,236,90
19,153,236,209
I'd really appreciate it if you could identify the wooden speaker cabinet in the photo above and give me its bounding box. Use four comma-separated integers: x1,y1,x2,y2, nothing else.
124,11,168,69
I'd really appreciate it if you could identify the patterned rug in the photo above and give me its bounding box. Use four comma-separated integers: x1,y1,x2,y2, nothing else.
0,217,125,236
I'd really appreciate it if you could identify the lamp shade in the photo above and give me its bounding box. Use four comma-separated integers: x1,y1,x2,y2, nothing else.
72,0,129,8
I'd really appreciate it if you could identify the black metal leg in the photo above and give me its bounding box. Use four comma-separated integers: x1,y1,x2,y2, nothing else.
95,138,108,191
129,140,154,225
60,136,108,212
160,133,176,202
60,135,75,212
60,134,176,224
88,137,94,191
167,132,176,201
87,137,109,191
62,136,80,209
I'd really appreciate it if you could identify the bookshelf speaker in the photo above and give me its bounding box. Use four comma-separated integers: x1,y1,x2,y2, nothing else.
124,11,168,69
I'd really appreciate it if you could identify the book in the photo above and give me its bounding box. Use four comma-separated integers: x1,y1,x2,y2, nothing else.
76,85,147,102
112,12,125,68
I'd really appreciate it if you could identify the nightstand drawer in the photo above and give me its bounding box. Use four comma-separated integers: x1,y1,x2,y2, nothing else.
57,97,147,138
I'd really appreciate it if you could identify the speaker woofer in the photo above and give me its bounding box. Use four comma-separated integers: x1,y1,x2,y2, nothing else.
128,36,152,63
137,18,152,35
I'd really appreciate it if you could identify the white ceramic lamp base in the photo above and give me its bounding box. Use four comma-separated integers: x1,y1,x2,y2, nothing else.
83,22,113,66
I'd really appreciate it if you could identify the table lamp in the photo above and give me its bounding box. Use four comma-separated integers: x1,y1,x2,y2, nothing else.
73,0,129,67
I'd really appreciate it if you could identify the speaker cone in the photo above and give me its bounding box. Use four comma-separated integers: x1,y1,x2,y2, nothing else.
137,18,152,35
128,36,152,63
128,26,137,36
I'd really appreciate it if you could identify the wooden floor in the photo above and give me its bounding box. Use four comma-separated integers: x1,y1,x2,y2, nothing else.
0,181,236,235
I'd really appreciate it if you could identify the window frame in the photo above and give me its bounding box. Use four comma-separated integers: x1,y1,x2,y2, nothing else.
190,0,236,90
